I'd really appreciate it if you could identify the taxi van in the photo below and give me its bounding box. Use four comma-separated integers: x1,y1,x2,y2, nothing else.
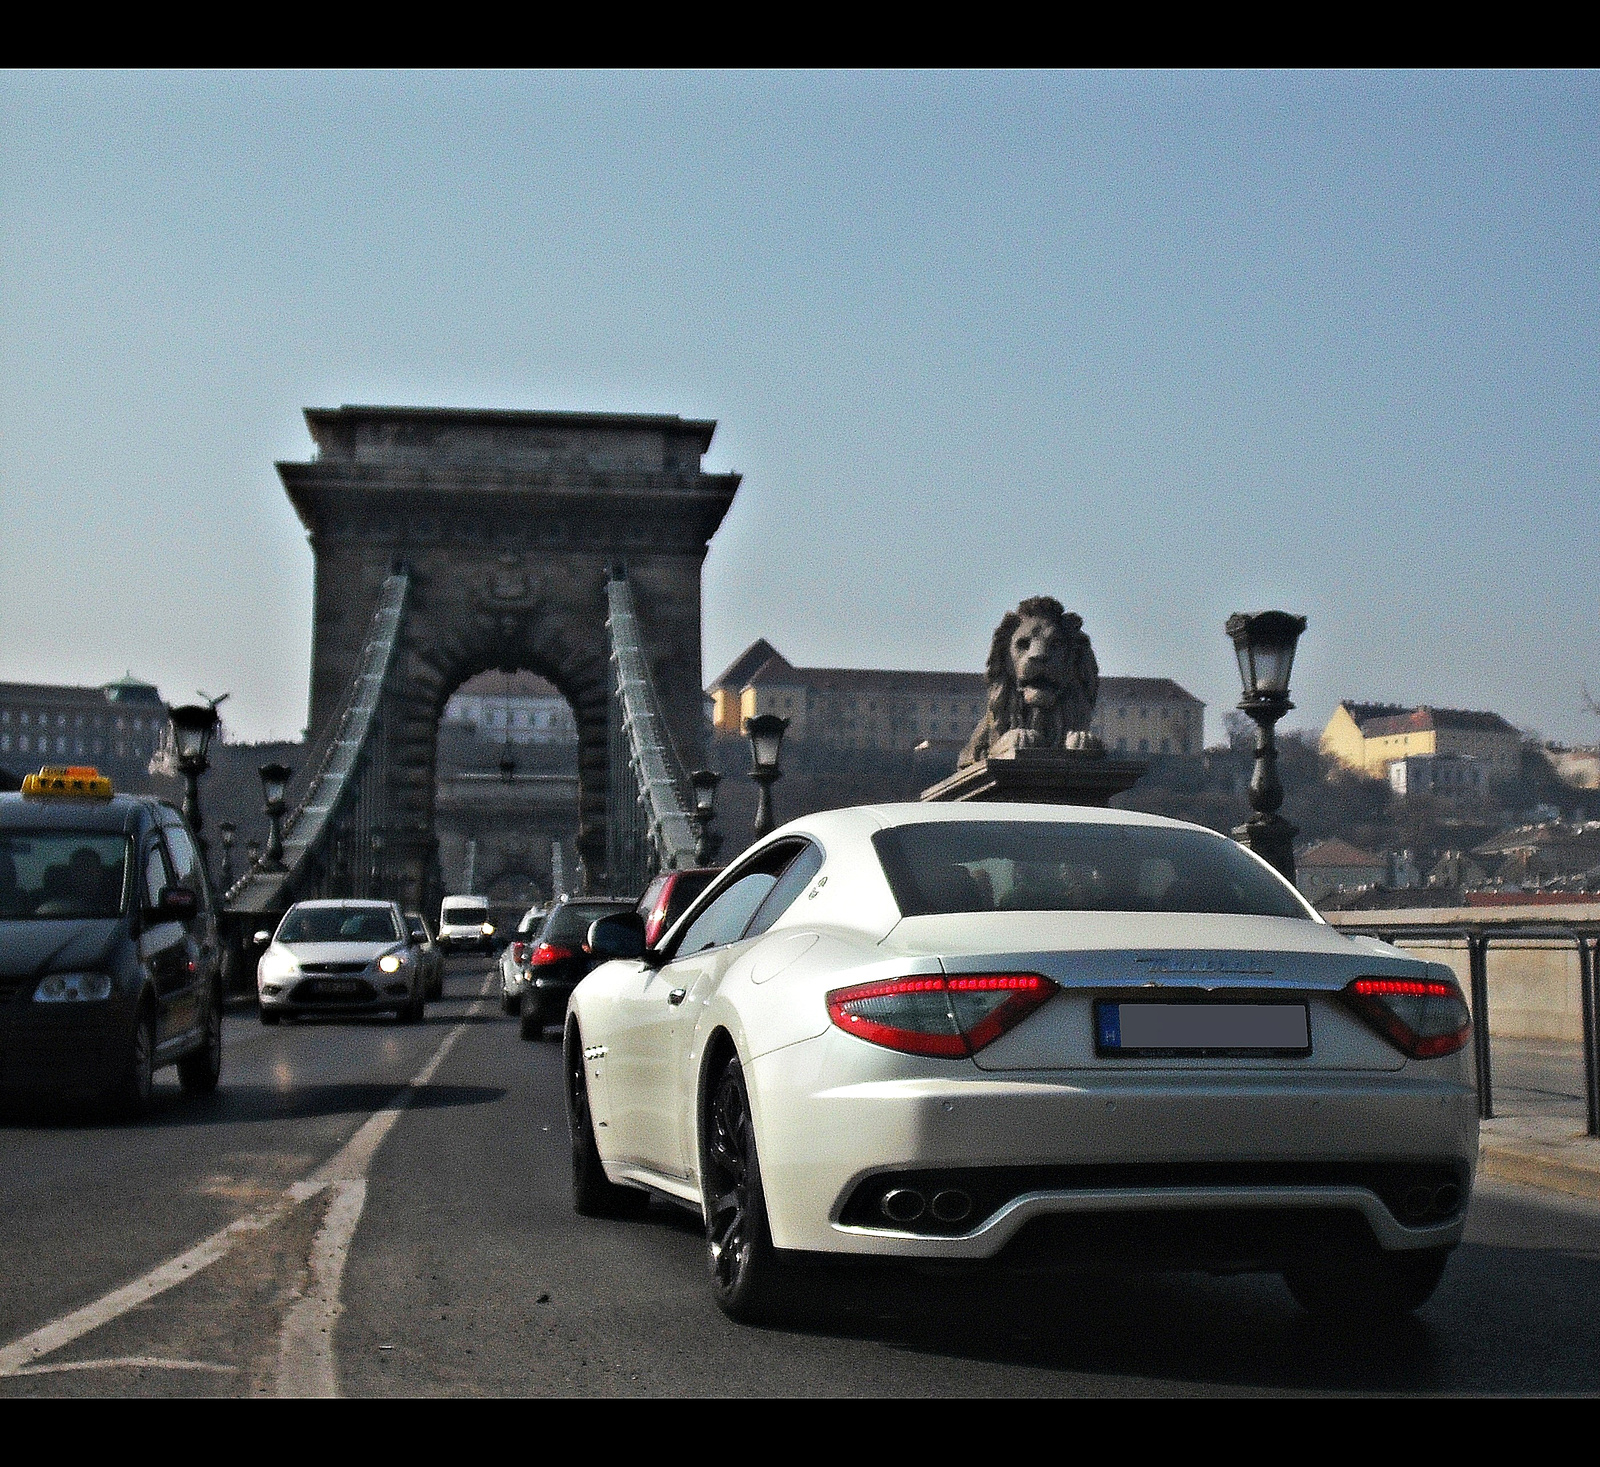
0,767,222,1114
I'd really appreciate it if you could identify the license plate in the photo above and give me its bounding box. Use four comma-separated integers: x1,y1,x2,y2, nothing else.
1095,999,1309,1056
317,979,361,996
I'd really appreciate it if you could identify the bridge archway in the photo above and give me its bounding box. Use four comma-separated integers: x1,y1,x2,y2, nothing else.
277,406,739,908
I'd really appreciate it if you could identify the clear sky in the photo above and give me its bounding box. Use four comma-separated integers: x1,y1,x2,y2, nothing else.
3,71,1596,747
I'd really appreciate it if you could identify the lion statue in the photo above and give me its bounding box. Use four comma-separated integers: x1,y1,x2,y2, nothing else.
957,596,1103,767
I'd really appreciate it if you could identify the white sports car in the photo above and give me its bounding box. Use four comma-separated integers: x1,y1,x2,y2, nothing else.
565,803,1478,1322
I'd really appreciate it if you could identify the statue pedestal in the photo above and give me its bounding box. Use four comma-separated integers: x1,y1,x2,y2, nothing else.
919,748,1147,807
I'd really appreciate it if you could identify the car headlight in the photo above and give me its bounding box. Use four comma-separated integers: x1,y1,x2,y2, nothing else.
35,972,113,1003
481,923,495,937
378,954,403,973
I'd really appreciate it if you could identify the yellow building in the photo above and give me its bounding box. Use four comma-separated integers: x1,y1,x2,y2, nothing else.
1321,701,1522,782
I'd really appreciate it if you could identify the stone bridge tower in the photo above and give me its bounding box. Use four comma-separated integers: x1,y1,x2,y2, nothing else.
278,406,740,903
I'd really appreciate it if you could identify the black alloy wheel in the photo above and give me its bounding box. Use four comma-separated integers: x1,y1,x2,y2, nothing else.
177,987,222,1095
566,1027,650,1218
703,1057,793,1323
1284,1245,1451,1316
110,1006,155,1118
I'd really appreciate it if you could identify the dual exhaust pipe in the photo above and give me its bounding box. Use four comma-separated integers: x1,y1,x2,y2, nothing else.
880,1186,973,1226
1400,1180,1461,1222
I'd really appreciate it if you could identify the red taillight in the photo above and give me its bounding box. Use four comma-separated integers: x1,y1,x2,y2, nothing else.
826,973,1056,1058
530,942,575,967
1343,976,1472,1059
645,897,671,947
510,942,527,964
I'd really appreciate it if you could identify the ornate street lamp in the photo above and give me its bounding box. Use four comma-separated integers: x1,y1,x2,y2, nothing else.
690,768,723,864
258,762,293,870
744,714,790,839
246,839,261,869
1225,611,1308,883
169,702,221,863
218,820,237,891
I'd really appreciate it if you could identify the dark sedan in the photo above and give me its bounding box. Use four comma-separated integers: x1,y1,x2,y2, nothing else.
518,897,635,1040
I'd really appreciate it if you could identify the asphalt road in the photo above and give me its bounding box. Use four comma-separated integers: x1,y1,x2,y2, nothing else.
1,956,1597,1397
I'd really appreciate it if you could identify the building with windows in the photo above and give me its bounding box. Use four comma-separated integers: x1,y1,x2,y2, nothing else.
708,643,1204,755
1321,701,1522,782
1387,752,1487,797
0,675,167,785
441,671,577,745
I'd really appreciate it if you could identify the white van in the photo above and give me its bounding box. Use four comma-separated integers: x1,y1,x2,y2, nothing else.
438,894,491,952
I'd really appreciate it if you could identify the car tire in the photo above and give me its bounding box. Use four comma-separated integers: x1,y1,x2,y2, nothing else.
519,994,543,1040
566,1026,650,1219
259,1007,281,1026
702,1055,797,1324
1284,1246,1452,1316
501,991,519,1017
177,991,222,1095
109,1006,156,1118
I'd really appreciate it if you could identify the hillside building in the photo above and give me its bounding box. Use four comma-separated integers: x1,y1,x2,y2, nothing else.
708,642,1204,754
0,675,167,786
1321,701,1521,782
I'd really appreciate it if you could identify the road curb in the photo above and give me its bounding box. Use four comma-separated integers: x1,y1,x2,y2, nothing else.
1479,1139,1600,1202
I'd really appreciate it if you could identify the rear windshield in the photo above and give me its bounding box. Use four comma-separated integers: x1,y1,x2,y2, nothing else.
0,832,130,920
278,906,401,944
872,821,1311,921
544,903,631,944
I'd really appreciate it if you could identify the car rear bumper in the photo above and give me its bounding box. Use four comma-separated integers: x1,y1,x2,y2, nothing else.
747,1032,1480,1261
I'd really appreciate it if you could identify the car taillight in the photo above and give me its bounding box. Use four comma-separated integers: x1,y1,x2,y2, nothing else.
530,942,575,967
826,973,1056,1058
1343,976,1472,1059
510,942,527,964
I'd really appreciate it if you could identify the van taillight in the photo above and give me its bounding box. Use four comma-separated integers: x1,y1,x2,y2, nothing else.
826,974,1056,1058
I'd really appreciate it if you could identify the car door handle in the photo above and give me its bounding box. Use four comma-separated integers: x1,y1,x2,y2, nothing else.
668,987,688,1006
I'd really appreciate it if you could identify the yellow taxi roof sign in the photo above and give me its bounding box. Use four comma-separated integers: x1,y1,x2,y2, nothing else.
21,766,114,799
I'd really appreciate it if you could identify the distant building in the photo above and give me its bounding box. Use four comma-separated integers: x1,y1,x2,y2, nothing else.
707,642,1203,754
0,674,167,785
1388,752,1486,798
442,671,576,745
1295,837,1387,904
1321,700,1521,782
1544,744,1600,791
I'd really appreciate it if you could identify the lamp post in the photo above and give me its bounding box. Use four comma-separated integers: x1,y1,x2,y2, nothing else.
1225,611,1308,884
218,820,237,891
169,703,221,867
370,830,385,898
258,762,293,870
744,714,790,839
690,768,723,863
246,839,261,870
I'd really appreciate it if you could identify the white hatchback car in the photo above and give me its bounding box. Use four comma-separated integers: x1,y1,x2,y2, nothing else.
257,899,428,1024
566,803,1478,1322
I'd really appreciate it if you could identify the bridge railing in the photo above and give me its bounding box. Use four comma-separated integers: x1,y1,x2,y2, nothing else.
226,569,410,916
605,567,700,895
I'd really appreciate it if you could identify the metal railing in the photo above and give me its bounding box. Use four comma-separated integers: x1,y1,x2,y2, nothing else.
1335,912,1600,1135
604,566,699,895
225,569,410,914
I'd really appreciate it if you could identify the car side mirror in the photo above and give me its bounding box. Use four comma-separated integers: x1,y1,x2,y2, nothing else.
155,885,198,921
410,929,427,945
586,911,647,963
252,929,272,945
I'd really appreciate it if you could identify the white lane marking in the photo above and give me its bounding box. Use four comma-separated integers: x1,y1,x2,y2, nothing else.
12,1356,238,1376
0,976,492,1383
275,1179,366,1398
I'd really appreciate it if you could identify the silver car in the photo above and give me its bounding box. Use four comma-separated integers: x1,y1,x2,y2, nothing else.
256,899,428,1024
498,905,546,1015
